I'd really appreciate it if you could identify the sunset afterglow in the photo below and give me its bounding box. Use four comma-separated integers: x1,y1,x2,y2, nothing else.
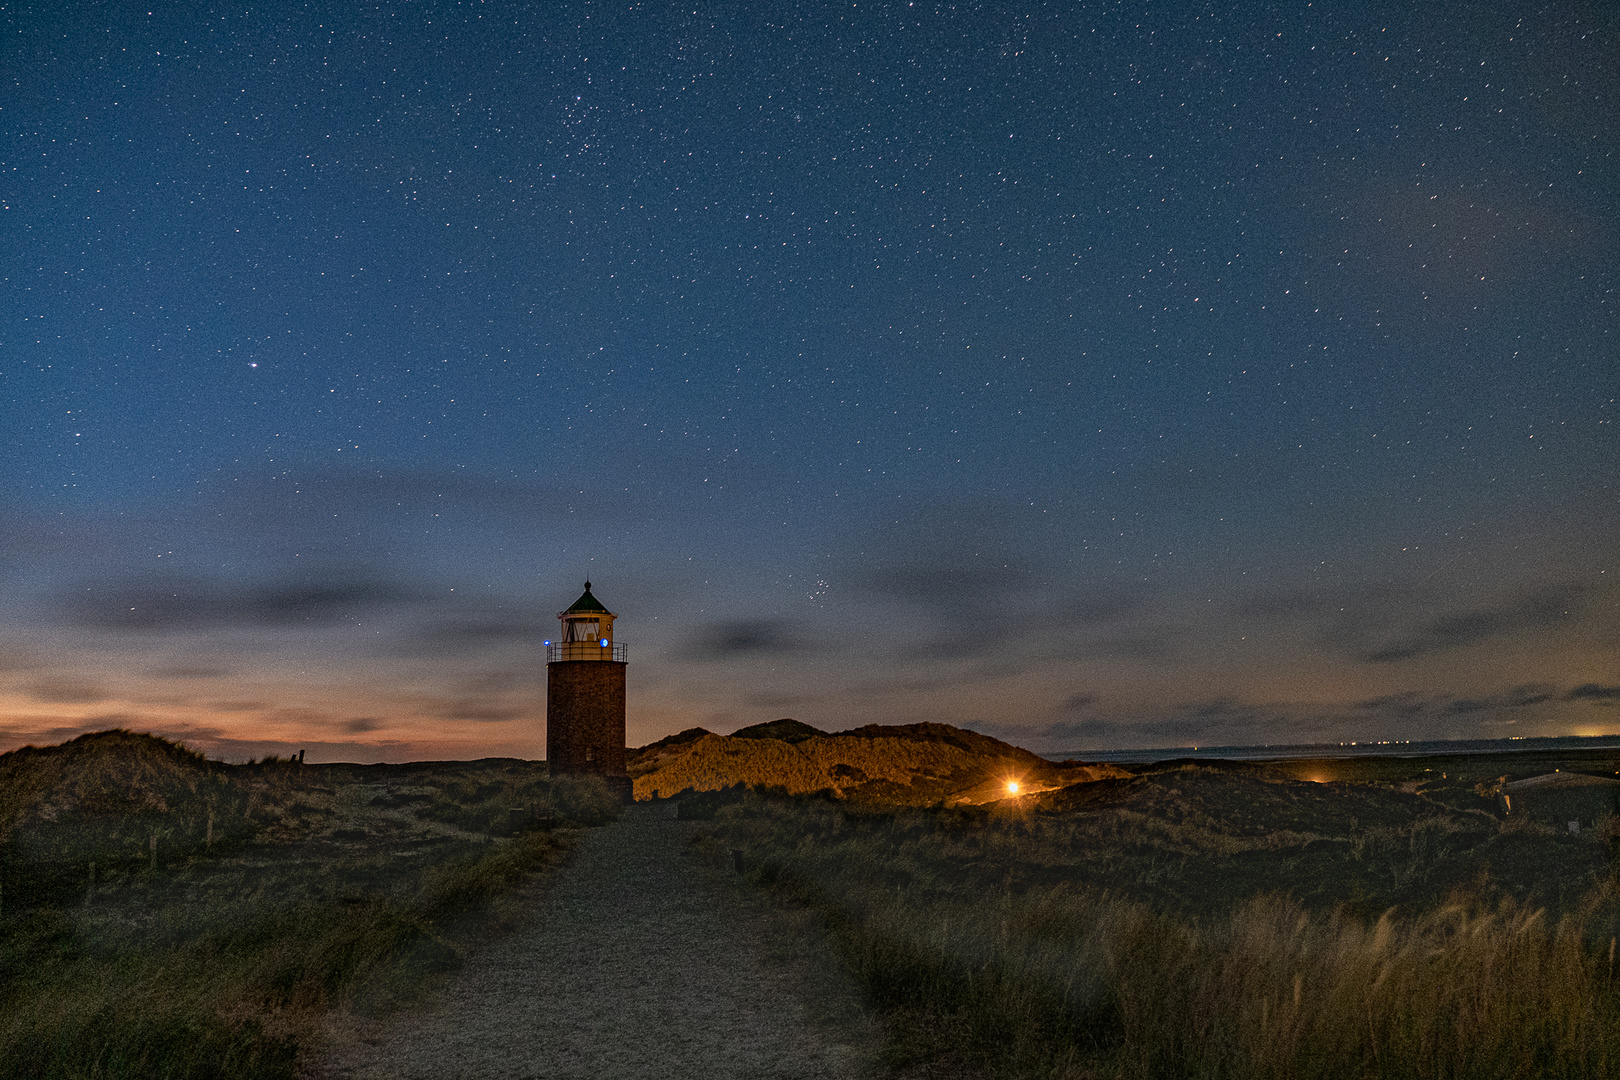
2,3,1615,762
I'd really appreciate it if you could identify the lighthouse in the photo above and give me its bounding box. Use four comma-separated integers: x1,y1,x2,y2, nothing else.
545,581,631,799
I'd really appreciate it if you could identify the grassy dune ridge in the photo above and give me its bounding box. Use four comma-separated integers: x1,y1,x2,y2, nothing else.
0,732,620,1079
631,720,1128,804
702,783,1620,1079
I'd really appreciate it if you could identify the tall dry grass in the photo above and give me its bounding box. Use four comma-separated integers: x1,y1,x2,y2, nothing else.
1103,891,1618,1079
0,827,575,1079
709,795,1620,1079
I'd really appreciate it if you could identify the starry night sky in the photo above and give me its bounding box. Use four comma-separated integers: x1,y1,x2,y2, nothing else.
3,1,1616,761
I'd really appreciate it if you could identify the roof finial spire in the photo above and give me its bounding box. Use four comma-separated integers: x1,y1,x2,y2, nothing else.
584,579,591,590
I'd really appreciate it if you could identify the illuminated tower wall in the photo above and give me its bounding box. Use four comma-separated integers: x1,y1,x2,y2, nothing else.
545,581,630,799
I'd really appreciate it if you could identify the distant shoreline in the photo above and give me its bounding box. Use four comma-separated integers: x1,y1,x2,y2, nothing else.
1050,733,1620,765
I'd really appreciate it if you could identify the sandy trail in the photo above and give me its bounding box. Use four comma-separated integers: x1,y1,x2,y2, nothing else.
303,815,872,1080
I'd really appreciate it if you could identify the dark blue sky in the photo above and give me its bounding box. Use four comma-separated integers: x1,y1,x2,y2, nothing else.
3,1,1616,760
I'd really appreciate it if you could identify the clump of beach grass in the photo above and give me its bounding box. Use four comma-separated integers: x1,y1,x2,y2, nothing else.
704,792,1620,1079
0,827,576,1079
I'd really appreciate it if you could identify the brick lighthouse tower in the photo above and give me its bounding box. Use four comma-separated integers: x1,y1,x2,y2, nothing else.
545,581,631,799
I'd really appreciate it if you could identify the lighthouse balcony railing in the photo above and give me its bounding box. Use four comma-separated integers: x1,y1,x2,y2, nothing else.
546,641,628,663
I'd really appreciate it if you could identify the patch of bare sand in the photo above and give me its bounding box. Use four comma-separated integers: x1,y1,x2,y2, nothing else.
303,816,877,1080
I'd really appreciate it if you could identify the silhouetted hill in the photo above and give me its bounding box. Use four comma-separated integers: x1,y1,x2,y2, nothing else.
629,720,1128,804
0,730,231,838
635,726,716,755
731,718,826,744
0,729,251,864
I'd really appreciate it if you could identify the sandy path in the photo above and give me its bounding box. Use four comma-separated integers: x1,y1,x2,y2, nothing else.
303,816,873,1080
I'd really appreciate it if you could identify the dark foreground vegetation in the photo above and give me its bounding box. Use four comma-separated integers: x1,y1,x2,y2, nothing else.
6,728,1616,1079
697,750,1620,1079
0,731,620,1079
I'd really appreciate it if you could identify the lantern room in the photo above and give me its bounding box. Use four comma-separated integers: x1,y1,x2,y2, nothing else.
546,581,627,662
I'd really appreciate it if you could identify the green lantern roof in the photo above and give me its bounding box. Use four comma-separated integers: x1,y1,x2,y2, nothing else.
560,581,611,615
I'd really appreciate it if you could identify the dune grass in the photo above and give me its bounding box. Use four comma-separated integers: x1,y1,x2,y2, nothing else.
706,792,1620,1079
0,754,628,1080
0,825,581,1079
1,827,578,1079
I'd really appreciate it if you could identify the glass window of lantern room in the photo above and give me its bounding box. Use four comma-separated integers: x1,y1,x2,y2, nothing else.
565,619,599,642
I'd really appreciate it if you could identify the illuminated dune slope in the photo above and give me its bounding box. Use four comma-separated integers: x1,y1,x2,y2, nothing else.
629,720,1127,805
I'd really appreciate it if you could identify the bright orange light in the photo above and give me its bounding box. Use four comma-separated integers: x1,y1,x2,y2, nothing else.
1006,780,1020,794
